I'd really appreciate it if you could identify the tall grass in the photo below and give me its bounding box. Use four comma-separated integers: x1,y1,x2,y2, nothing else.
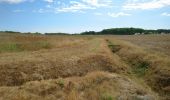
107,38,170,99
0,34,53,53
0,43,22,52
0,41,52,53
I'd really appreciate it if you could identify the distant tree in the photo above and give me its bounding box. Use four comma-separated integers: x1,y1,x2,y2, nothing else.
45,33,69,35
34,32,42,35
4,31,20,33
101,28,145,35
157,29,170,34
81,31,96,35
80,28,170,35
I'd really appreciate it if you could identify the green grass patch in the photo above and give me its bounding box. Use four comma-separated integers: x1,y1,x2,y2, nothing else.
0,41,52,53
0,43,22,52
100,93,113,100
132,61,149,77
57,79,65,88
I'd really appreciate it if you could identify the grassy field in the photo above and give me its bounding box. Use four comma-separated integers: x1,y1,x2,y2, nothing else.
113,35,170,56
0,33,169,100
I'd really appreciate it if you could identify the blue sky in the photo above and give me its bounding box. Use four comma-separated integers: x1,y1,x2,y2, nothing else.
0,0,170,33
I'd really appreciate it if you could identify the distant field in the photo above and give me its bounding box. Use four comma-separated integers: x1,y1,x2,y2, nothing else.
0,33,169,100
112,34,170,56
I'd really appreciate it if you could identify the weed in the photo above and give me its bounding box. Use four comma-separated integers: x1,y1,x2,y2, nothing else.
132,61,149,77
100,93,113,100
57,79,64,88
0,43,22,52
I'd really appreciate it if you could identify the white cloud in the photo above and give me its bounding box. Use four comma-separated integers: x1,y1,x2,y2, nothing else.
44,0,53,3
82,0,112,7
37,9,45,13
0,0,25,4
55,0,113,13
56,1,96,13
46,5,51,8
123,0,170,10
33,8,50,13
161,12,170,16
0,0,35,4
108,12,131,18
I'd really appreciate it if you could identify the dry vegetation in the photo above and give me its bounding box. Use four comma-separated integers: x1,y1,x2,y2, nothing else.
0,33,169,100
113,35,170,56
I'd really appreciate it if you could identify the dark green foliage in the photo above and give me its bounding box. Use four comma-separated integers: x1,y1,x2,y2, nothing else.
81,31,96,35
3,31,21,33
24,32,42,35
45,33,69,35
0,31,42,35
100,28,144,35
80,28,170,35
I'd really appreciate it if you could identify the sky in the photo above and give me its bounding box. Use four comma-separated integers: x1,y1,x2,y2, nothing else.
0,0,170,33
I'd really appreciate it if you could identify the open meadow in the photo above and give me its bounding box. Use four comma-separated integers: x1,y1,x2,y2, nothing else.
0,33,169,100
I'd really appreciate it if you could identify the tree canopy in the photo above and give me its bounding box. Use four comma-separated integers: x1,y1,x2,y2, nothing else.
80,28,170,35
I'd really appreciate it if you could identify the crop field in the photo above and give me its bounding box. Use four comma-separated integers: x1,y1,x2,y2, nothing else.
0,33,169,100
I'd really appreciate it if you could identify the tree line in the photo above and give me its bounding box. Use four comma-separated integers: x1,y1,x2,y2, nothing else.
1,28,170,35
81,28,170,35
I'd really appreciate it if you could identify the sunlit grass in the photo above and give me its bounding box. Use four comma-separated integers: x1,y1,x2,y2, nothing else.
0,41,52,53
0,34,53,53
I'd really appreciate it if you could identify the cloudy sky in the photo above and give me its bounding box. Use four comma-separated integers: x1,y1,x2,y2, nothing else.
0,0,170,33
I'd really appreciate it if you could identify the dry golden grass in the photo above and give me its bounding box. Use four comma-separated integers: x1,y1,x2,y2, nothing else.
112,34,170,56
0,33,169,100
0,71,158,100
106,37,170,99
0,35,120,86
0,34,51,52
